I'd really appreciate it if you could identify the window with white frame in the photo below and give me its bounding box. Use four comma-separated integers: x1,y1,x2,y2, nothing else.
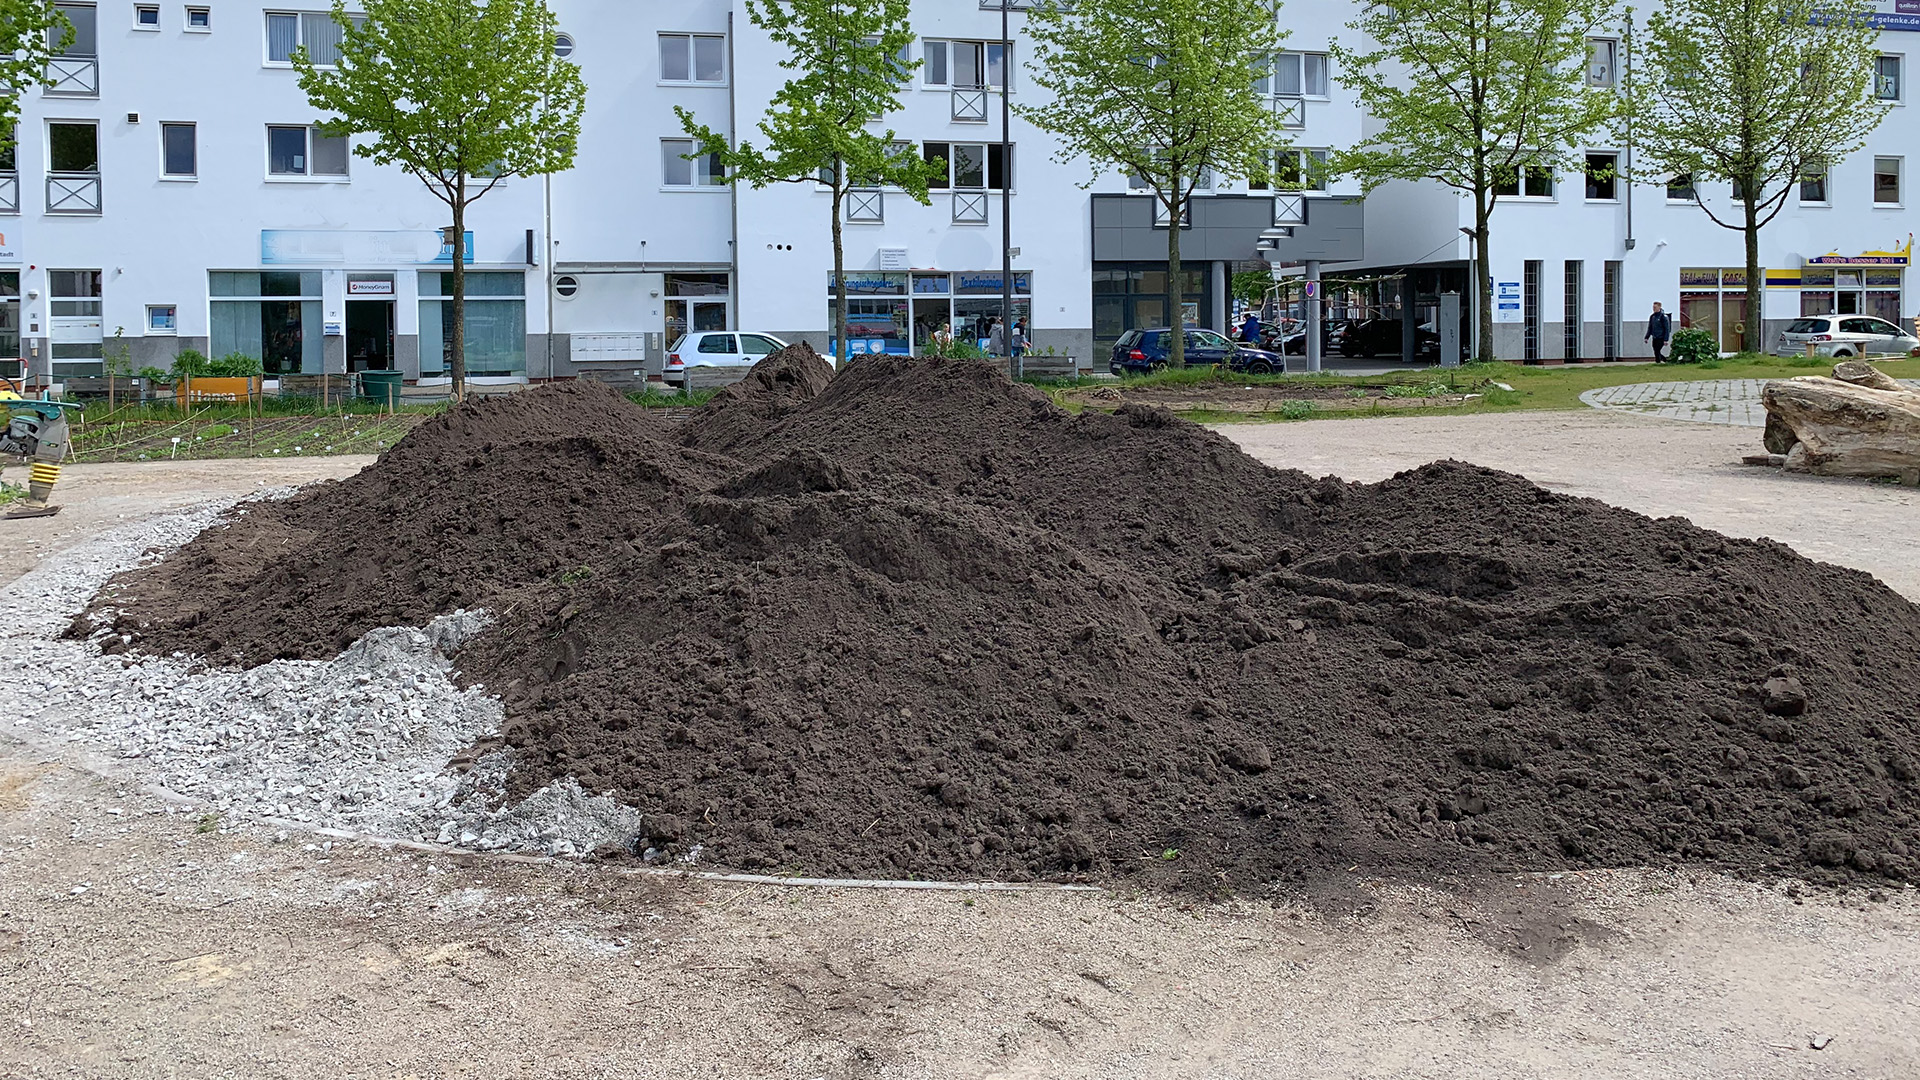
185,5,208,29
267,124,348,176
266,11,360,66
1666,173,1695,201
661,138,724,187
818,141,915,186
1250,148,1328,191
1878,55,1902,101
1584,152,1618,200
1493,163,1555,199
147,304,176,332
659,32,724,83
160,121,194,177
1587,38,1618,87
1255,52,1329,97
1799,165,1828,204
923,142,1012,190
923,39,1009,90
1874,156,1901,204
135,4,159,28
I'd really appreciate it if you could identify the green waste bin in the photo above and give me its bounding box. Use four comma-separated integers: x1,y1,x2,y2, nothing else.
359,370,404,409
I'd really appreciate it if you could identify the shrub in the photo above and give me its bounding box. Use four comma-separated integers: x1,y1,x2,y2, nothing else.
168,350,213,379
1279,399,1316,420
169,350,264,379
1667,328,1717,364
135,366,171,382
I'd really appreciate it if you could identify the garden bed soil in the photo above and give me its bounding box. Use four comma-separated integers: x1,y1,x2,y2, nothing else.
1062,381,1482,416
69,414,428,463
77,345,1920,893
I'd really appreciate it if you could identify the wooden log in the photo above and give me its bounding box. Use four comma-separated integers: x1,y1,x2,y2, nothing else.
1761,371,1920,479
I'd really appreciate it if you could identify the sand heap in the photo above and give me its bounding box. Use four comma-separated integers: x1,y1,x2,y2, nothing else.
81,345,1920,890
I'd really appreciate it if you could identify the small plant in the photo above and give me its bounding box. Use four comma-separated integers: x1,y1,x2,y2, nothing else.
195,812,220,834
1279,400,1315,421
210,352,265,377
102,327,134,379
559,564,594,586
135,366,171,382
924,336,990,360
0,479,25,507
1160,847,1182,861
169,349,213,380
1667,328,1717,364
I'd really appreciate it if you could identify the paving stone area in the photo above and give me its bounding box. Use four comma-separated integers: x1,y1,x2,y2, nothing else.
1581,377,1920,426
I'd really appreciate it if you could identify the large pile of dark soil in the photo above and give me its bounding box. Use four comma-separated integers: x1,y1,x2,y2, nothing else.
84,346,1920,890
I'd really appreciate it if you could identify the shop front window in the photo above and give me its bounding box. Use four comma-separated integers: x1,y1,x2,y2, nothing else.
417,271,527,376
210,270,322,374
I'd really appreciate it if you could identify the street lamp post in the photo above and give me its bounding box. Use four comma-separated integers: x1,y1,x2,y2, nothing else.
988,0,1025,377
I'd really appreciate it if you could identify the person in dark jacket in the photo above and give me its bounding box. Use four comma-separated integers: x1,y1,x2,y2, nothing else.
1646,301,1673,362
1240,311,1261,343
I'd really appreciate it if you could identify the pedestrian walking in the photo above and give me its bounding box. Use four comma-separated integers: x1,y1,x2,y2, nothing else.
1011,318,1028,358
1646,301,1673,362
1240,310,1261,343
932,322,954,353
988,317,1008,357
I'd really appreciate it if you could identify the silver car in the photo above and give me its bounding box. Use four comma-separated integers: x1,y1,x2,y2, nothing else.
1775,314,1918,358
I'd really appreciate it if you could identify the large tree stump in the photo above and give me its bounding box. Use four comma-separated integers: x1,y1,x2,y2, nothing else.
1761,363,1920,482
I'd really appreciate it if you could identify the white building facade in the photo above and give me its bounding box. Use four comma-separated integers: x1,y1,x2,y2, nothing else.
4,0,1916,388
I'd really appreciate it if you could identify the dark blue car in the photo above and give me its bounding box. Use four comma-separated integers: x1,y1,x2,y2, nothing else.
1108,328,1287,376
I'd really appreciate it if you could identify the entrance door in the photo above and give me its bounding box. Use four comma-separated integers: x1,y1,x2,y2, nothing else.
665,299,728,344
1836,272,1863,315
912,298,951,353
48,268,103,377
345,300,394,372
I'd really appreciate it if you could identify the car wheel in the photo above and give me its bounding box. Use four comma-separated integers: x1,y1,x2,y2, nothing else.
1833,348,1853,358
1244,360,1273,375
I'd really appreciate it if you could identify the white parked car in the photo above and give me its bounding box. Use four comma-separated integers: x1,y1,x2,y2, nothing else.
1774,314,1918,358
663,331,790,377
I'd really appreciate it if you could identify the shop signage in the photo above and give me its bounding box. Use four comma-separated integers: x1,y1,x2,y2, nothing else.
0,231,19,261
877,247,910,271
1493,281,1521,323
348,279,395,295
1806,253,1909,266
1864,0,1920,31
324,320,344,336
955,272,1032,294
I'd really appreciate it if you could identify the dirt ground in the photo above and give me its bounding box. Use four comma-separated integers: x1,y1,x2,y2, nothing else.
3,414,1918,1078
1063,380,1481,416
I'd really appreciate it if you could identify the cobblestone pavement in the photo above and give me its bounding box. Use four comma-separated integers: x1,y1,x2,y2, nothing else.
1581,377,1920,426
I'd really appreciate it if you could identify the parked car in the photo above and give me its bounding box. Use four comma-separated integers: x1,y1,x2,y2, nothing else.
1338,318,1440,359
1774,314,1919,358
1109,328,1288,375
664,331,790,377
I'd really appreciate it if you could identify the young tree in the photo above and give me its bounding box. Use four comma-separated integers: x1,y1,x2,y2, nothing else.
1018,0,1287,369
1636,0,1885,353
1330,0,1621,362
1,1,71,148
678,0,941,368
295,0,585,399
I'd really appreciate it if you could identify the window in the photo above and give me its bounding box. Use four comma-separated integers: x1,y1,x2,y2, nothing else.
135,4,159,28
924,39,1009,90
147,304,176,333
922,142,1012,190
1522,260,1542,361
49,270,103,376
418,271,527,376
659,32,723,83
52,2,96,56
186,5,208,29
661,138,723,186
1584,152,1618,200
1875,156,1901,204
1878,55,1902,101
1251,148,1329,191
266,11,354,66
160,122,194,177
210,271,322,374
1799,166,1828,204
267,125,348,176
697,334,735,354
1494,164,1554,198
1667,173,1695,201
1563,260,1583,360
1256,51,1329,97
49,121,99,172
1587,38,1618,87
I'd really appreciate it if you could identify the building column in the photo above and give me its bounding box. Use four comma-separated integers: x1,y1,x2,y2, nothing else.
1305,259,1322,373
1211,260,1228,332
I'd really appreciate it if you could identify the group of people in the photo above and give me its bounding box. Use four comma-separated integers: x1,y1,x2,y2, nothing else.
926,315,1030,357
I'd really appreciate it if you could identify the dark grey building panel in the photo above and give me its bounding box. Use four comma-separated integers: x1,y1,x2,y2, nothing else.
1091,194,1363,264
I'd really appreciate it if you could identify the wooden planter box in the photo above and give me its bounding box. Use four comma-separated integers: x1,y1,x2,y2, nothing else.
176,376,263,403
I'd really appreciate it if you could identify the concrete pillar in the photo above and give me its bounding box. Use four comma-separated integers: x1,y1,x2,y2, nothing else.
1211,260,1228,332
1305,259,1322,374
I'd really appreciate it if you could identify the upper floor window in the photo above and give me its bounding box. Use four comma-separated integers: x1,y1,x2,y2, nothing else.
1877,55,1902,101
186,6,210,30
1584,152,1618,200
1666,173,1695,202
53,2,96,57
135,4,159,28
659,32,723,83
1799,166,1829,204
924,39,1009,90
1250,148,1328,191
661,138,724,187
924,141,1013,190
161,121,196,177
1587,38,1618,87
267,11,360,66
1874,156,1901,204
1255,52,1328,97
1494,164,1555,199
268,124,349,177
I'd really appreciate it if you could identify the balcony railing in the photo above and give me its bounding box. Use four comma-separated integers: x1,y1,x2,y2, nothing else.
0,173,19,215
1273,95,1305,129
952,191,989,224
1274,193,1305,226
845,188,883,223
45,57,99,96
951,87,989,123
47,172,102,214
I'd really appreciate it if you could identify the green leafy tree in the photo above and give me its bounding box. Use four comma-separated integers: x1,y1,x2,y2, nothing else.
678,0,941,368
1634,0,1885,353
1331,0,1621,362
1018,0,1288,369
0,2,71,152
294,0,585,399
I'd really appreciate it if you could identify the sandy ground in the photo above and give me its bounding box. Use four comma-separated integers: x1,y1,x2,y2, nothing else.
3,417,1919,1079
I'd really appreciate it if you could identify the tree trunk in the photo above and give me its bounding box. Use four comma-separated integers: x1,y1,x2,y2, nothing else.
1167,176,1184,370
1475,192,1494,363
450,180,468,402
831,156,847,371
1743,196,1761,355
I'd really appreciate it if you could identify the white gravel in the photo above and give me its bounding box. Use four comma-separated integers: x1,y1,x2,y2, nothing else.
0,491,644,857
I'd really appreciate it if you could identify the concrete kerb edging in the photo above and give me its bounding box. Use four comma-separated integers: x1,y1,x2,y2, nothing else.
0,719,1105,895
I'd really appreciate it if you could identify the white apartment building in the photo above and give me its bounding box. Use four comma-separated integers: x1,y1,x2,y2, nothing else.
4,0,1915,388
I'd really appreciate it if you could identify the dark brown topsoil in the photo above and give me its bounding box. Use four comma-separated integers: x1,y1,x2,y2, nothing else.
79,344,1920,892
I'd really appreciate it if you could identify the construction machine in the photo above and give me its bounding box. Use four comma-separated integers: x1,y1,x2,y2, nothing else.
1,377,79,519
